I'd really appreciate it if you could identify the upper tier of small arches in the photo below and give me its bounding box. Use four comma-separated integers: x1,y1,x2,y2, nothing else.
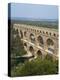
13,24,58,38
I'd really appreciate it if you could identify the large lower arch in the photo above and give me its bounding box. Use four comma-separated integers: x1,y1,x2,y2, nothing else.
29,46,34,56
37,36,44,47
24,43,27,47
46,38,54,46
24,31,27,37
30,33,35,43
46,38,54,54
37,50,42,58
24,43,27,51
20,30,23,38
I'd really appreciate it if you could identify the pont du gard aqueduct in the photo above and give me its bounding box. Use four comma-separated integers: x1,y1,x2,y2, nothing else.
13,23,59,60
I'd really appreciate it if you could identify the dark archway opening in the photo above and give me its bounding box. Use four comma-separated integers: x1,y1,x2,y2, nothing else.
37,36,44,47
24,43,27,47
47,39,54,46
37,50,42,56
29,46,34,56
24,31,27,37
46,38,54,53
30,33,35,43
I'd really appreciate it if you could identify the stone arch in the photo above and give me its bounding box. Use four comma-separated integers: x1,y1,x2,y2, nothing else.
43,31,45,34
37,30,39,32
30,33,35,43
53,33,56,37
49,32,51,36
46,32,48,35
37,35,44,47
40,30,41,33
35,29,36,32
20,30,23,38
37,50,42,56
29,46,34,56
24,31,27,37
46,38,54,53
46,38,54,46
24,43,27,47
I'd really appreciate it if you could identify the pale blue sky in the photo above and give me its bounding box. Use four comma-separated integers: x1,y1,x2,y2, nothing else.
10,3,58,20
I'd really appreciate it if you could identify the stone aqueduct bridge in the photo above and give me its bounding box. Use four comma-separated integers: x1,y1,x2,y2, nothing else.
13,24,58,60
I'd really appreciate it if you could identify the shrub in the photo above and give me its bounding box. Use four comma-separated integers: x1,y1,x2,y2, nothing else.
11,57,58,76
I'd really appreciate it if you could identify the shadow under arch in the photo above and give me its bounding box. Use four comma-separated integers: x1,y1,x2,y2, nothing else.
37,35,44,47
24,31,27,37
37,50,42,58
24,43,27,47
30,33,35,43
46,38,54,53
29,46,34,56
46,38,54,46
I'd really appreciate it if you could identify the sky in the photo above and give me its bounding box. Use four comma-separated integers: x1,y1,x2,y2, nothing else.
10,3,58,20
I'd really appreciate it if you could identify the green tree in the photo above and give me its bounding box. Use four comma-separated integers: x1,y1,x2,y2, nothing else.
10,27,27,57
11,57,58,76
10,26,27,69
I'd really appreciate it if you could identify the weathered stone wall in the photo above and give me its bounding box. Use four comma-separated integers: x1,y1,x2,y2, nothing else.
13,23,59,60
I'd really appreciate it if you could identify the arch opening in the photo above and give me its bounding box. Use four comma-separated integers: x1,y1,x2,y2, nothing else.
50,33,51,36
46,38,54,46
37,36,44,47
30,33,35,43
46,38,54,53
46,32,48,35
43,31,45,34
53,33,56,37
24,43,27,47
37,50,42,56
24,31,27,37
37,50,42,58
29,46,34,56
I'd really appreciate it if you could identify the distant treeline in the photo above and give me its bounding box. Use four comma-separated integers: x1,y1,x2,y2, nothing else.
10,19,58,29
